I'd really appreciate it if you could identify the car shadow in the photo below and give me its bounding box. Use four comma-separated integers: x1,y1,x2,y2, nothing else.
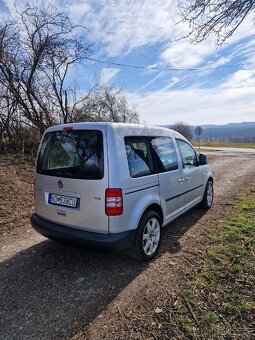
0,238,147,339
0,207,206,339
161,206,207,254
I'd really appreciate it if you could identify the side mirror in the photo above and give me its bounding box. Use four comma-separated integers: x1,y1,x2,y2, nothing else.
199,153,208,165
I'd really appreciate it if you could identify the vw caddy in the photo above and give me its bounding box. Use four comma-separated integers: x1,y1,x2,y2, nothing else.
31,123,213,261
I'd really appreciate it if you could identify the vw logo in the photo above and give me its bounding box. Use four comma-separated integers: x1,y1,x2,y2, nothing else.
57,180,63,189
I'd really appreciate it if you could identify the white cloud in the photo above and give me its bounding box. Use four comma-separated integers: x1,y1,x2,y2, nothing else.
159,76,181,91
140,72,165,90
159,6,255,69
160,40,215,68
0,0,16,19
128,69,255,125
1,0,255,127
100,67,120,84
221,70,255,88
61,0,174,57
227,13,255,44
61,0,90,19
229,38,255,63
3,0,254,71
207,56,232,68
2,0,15,10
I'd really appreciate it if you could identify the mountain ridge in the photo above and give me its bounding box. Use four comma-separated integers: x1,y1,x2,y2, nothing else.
162,122,255,142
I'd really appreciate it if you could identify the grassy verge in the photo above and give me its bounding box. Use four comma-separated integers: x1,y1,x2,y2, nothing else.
193,142,255,149
155,189,255,339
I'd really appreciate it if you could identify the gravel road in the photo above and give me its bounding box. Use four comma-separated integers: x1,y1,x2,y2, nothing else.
200,146,255,153
0,152,255,340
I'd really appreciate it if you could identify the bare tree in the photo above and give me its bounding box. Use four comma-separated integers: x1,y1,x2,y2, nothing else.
0,4,140,155
0,83,37,153
178,0,255,45
0,3,92,134
73,85,139,124
170,121,193,140
0,87,15,144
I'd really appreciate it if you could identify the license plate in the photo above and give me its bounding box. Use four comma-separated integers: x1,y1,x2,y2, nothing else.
48,193,78,209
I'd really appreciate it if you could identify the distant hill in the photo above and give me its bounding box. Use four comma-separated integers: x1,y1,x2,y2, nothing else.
162,122,255,142
191,122,255,142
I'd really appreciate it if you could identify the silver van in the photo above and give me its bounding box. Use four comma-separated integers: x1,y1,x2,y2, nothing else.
31,123,213,261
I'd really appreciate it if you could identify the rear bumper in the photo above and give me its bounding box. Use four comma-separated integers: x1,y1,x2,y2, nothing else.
31,214,136,251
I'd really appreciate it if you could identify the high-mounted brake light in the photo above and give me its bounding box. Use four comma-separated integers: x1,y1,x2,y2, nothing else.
105,188,123,216
63,126,73,131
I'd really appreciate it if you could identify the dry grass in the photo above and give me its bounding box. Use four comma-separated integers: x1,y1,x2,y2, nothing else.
0,156,34,234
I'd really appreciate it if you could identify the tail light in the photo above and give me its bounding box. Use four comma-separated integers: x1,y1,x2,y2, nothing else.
105,188,123,216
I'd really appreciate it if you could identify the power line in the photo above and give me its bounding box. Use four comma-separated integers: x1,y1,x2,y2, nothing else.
85,57,254,72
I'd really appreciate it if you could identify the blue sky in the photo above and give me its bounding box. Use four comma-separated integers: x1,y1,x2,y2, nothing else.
1,0,255,125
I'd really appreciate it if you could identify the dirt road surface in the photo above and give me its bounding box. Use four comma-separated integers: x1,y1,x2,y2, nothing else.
200,146,255,154
0,152,254,339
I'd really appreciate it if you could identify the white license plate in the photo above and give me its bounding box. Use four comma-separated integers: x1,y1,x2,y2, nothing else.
48,193,78,208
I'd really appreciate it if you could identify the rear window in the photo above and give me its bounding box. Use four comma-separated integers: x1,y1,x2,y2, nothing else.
37,130,104,179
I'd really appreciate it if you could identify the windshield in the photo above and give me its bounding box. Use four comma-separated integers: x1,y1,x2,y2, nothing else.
37,130,104,179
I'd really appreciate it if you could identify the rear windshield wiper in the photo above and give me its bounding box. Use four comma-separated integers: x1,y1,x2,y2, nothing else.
44,166,80,176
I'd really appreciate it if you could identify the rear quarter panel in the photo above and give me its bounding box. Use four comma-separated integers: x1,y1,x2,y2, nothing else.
107,124,160,233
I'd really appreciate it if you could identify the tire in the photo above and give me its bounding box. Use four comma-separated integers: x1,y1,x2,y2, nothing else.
199,180,214,209
129,210,162,262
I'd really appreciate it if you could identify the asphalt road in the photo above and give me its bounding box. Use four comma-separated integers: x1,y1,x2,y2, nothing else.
0,151,255,340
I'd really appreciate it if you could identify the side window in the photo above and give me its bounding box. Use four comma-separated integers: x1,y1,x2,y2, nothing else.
125,138,153,178
176,139,198,168
150,137,178,172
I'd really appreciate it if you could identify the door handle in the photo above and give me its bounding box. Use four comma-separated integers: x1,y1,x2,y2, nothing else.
179,178,185,183
186,176,191,181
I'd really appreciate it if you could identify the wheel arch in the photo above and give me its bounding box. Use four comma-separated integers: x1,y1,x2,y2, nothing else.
142,203,163,224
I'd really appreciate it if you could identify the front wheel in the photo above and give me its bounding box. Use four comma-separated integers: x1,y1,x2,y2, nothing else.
200,180,214,209
129,210,162,262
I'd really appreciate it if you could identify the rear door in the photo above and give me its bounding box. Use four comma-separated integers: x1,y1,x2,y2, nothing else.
35,127,109,234
176,139,204,206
